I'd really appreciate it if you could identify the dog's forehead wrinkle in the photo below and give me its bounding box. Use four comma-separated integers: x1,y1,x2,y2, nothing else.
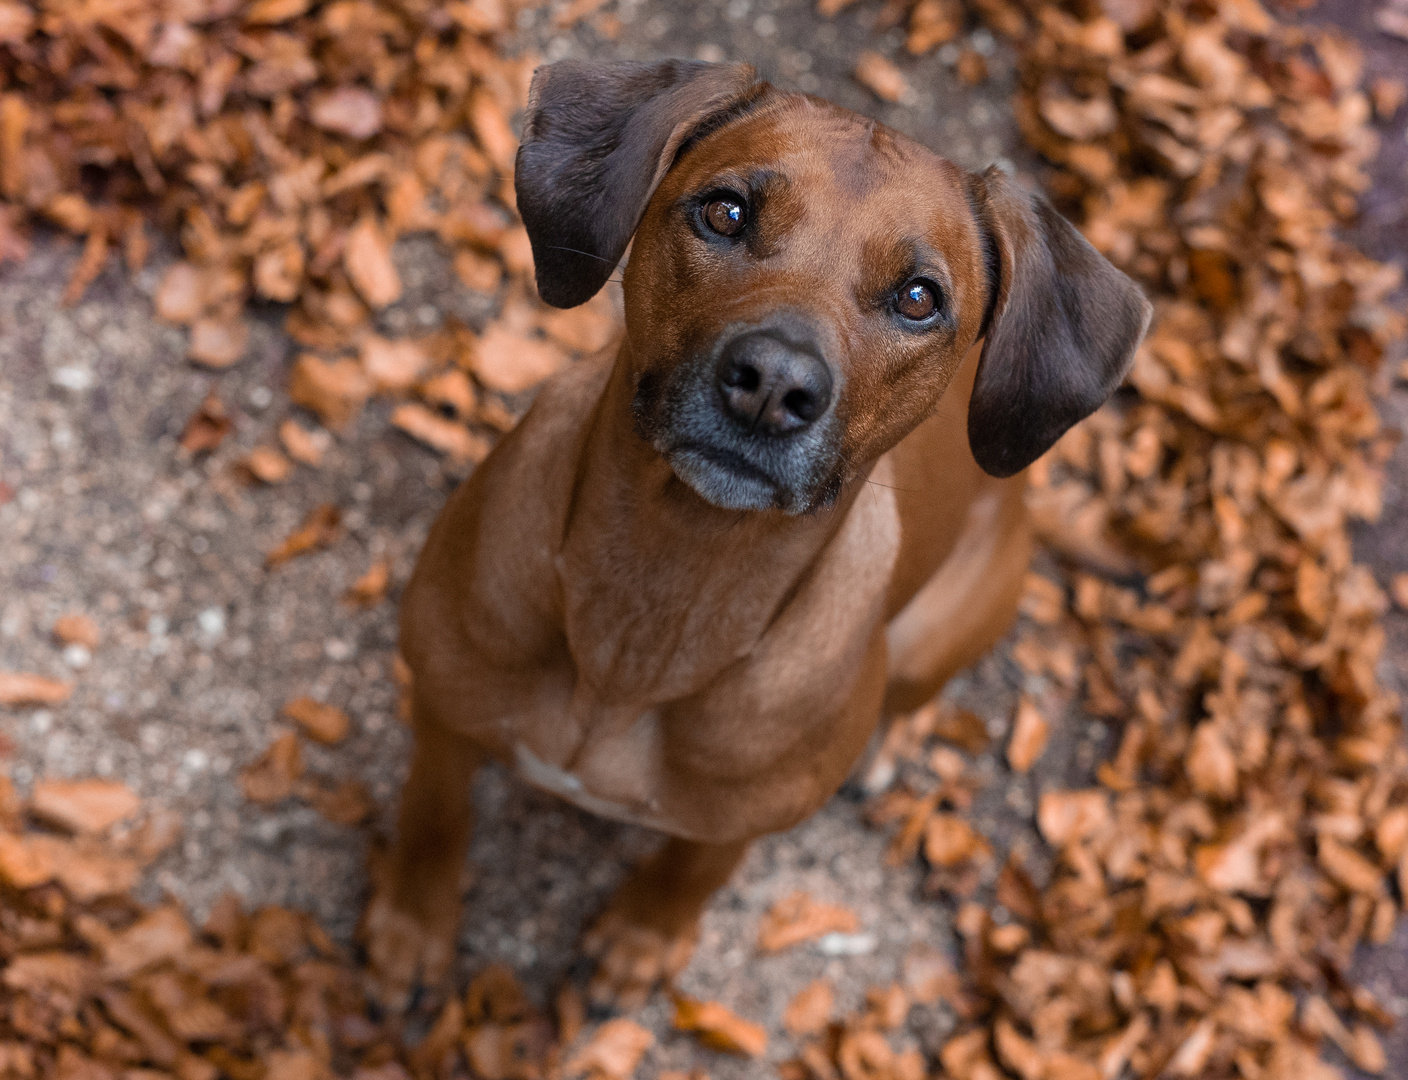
686,99,935,221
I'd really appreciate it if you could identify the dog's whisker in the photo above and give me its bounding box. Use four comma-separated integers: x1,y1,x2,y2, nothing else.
864,479,918,493
545,244,621,268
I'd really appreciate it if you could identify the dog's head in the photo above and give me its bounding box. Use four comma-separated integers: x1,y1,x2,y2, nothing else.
516,59,1152,514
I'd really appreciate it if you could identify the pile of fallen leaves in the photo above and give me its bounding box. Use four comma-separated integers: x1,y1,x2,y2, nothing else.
6,0,1408,1077
0,0,617,471
0,770,575,1080
0,764,810,1080
0,774,413,1080
799,1,1408,1078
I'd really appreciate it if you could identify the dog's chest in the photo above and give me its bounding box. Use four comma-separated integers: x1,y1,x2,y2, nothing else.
507,697,684,833
512,740,672,832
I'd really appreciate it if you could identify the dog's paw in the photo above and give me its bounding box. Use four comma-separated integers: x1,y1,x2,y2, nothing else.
359,886,457,1013
581,911,697,1011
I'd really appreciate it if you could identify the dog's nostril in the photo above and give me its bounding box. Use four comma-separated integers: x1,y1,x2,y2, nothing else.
782,387,820,422
723,362,761,393
716,331,832,435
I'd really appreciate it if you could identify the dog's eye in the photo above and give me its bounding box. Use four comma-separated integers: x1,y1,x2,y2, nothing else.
703,196,746,237
896,280,938,321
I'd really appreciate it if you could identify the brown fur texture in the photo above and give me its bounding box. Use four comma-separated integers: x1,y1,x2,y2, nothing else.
361,60,1150,1010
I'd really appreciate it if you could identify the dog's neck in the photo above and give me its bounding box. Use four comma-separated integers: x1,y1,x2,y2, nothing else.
555,340,869,705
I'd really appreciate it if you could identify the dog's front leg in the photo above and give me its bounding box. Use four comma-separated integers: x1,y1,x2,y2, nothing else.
582,836,749,1009
361,712,484,1011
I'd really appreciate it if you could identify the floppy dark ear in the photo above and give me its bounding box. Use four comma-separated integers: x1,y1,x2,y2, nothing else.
514,58,761,309
966,166,1153,478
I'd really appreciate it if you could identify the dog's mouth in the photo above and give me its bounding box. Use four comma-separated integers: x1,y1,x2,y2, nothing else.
634,350,847,516
663,441,783,512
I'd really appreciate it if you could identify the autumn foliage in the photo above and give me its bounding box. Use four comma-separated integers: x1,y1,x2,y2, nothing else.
0,0,1406,1077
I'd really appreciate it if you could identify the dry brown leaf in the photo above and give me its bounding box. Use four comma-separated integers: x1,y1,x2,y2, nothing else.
289,355,371,429
1371,77,1406,121
253,243,305,302
472,324,568,394
346,560,391,607
672,996,768,1057
154,263,204,325
391,403,491,461
1006,697,1049,773
1318,837,1384,895
1187,722,1238,799
538,297,617,353
264,1049,328,1080
1038,88,1118,139
0,832,57,889
239,733,304,805
245,0,310,23
303,778,375,826
1390,572,1408,610
30,778,140,834
279,418,331,466
344,217,401,309
955,50,988,86
923,814,986,867
455,248,504,293
52,613,100,649
932,705,990,753
757,891,860,951
309,87,383,140
361,336,428,393
783,979,834,1036
188,317,249,369
420,368,476,419
179,393,233,453
62,228,109,305
0,672,73,707
243,446,293,484
102,907,192,978
469,92,518,175
0,4,33,45
265,504,342,567
282,696,350,745
1377,8,1408,42
38,836,138,900
906,0,962,54
1036,789,1109,847
854,51,910,104
564,1018,653,1080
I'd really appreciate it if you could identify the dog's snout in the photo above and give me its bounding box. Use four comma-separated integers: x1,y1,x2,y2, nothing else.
715,332,833,436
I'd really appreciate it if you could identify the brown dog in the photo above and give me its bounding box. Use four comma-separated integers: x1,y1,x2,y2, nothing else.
362,58,1151,1009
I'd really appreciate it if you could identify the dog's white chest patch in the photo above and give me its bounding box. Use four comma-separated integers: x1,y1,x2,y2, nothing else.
513,742,668,830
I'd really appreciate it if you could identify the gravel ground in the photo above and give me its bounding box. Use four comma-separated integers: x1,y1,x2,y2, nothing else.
1,1,1406,1076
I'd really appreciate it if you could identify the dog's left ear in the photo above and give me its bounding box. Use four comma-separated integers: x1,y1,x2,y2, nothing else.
515,59,762,309
966,166,1153,478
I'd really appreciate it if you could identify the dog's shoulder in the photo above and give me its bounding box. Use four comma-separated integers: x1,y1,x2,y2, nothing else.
509,345,616,456
452,347,614,526
401,351,615,674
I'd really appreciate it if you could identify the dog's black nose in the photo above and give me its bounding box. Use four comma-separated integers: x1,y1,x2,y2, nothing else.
716,331,833,436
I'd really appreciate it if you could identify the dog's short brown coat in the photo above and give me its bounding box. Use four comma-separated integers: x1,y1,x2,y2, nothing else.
363,59,1151,1008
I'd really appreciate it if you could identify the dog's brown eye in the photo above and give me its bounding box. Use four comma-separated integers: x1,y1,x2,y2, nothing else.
897,280,937,321
704,197,746,237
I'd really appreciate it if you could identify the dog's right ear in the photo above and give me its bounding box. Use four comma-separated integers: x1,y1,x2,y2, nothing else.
515,59,761,309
